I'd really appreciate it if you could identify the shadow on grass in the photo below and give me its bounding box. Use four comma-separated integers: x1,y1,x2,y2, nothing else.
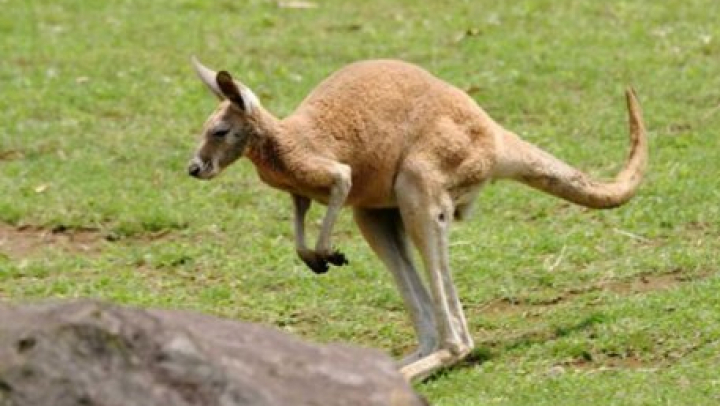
423,346,496,383
491,312,608,352
423,313,607,382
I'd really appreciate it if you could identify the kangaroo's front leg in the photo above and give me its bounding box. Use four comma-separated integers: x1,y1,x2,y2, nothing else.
294,162,352,274
292,193,312,258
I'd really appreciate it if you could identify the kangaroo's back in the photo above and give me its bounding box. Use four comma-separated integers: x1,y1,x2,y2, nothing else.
293,59,490,140
284,60,499,207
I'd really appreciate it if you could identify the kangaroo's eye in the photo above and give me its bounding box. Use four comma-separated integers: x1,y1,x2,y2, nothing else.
211,128,230,138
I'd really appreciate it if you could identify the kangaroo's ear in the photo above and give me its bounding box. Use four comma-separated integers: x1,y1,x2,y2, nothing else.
216,70,260,114
216,71,246,111
191,56,259,113
191,56,223,100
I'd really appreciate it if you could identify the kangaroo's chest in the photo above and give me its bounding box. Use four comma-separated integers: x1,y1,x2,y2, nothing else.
254,165,331,204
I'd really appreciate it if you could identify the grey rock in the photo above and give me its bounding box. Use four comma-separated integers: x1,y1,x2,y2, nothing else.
0,300,427,406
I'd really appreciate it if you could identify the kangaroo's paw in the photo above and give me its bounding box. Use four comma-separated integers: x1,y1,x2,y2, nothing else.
298,249,349,274
325,250,349,266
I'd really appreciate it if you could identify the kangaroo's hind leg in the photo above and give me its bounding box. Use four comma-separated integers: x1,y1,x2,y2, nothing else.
353,207,439,365
394,166,474,381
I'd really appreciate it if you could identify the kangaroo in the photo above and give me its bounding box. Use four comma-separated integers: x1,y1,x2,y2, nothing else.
187,57,647,381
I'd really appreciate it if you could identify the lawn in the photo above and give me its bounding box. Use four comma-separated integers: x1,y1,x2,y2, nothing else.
2,0,720,404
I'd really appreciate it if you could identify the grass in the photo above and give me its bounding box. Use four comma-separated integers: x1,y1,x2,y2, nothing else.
2,0,720,404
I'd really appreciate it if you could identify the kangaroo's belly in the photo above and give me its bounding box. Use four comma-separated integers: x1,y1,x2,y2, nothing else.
344,166,397,208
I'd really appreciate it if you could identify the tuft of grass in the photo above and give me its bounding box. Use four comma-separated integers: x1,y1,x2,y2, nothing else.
2,0,720,404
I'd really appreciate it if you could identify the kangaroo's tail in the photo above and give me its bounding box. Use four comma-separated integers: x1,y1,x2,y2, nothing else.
494,88,647,209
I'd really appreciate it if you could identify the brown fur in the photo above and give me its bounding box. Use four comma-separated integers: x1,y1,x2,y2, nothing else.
270,61,499,206
188,58,648,380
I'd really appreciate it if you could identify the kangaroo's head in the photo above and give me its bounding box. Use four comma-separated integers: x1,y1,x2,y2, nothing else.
188,57,261,180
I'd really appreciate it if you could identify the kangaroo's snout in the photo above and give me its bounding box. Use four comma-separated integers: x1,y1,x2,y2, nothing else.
188,162,202,177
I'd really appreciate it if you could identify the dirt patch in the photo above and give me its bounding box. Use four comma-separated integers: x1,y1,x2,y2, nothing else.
0,224,106,260
552,353,654,374
480,269,708,318
591,272,692,295
0,149,25,161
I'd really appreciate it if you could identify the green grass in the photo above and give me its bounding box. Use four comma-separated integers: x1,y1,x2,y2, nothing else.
2,0,720,404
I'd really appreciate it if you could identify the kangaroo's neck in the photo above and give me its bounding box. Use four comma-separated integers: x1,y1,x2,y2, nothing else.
245,108,288,173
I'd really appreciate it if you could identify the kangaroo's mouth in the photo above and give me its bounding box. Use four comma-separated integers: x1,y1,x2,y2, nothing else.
187,158,218,180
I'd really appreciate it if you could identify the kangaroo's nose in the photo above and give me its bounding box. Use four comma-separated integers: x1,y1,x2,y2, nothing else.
188,163,201,177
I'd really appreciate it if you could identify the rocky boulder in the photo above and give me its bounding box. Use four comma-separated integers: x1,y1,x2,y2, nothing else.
0,300,427,406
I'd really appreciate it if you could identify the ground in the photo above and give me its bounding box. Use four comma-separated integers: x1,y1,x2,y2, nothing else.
2,0,720,405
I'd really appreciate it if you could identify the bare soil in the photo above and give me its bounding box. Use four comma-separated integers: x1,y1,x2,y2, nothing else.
480,269,705,318
0,223,105,260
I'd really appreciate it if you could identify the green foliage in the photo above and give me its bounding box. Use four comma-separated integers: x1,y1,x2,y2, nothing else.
2,0,720,404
